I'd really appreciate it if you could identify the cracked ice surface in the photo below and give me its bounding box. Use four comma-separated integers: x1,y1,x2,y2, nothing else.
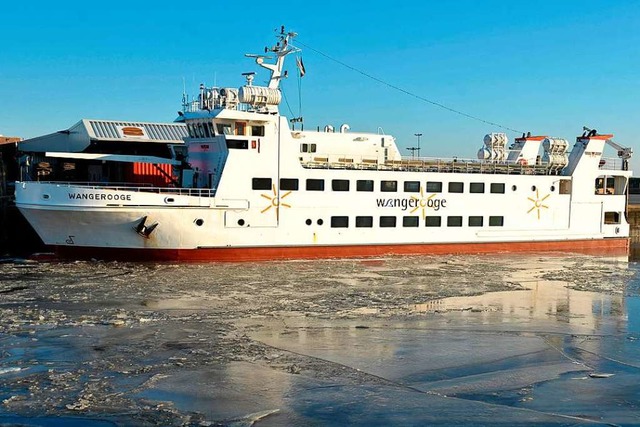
0,254,638,425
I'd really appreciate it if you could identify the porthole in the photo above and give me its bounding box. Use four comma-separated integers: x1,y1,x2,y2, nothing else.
42,194,50,200
238,219,245,226
531,185,537,191
164,197,175,203
195,218,204,226
550,185,555,192
305,219,312,225
317,219,324,225
511,185,517,191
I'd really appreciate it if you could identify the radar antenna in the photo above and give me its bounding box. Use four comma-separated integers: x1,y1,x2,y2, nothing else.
245,26,300,89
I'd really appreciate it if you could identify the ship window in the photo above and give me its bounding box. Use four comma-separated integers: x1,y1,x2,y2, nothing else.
300,143,318,153
331,216,349,228
235,122,246,136
208,123,216,136
217,123,233,135
469,216,483,227
449,182,464,193
357,180,374,192
426,181,442,193
490,183,505,194
251,125,265,136
404,181,420,193
470,183,485,193
280,178,299,191
332,179,350,191
380,216,397,227
356,216,373,228
426,216,441,227
381,180,397,192
252,177,272,190
403,216,419,227
447,216,463,227
559,180,571,194
489,216,504,226
306,179,324,191
203,123,211,138
226,139,248,149
604,212,621,224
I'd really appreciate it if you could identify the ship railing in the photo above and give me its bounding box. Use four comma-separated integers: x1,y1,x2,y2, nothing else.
36,181,216,197
598,157,624,171
301,155,559,175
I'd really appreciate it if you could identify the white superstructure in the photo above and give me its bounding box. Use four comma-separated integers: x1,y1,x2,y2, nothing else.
14,28,633,261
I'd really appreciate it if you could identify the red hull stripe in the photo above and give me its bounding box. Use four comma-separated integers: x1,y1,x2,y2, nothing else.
51,238,630,262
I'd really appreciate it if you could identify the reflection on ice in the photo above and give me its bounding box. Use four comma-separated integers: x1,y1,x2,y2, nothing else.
414,279,625,334
0,254,639,425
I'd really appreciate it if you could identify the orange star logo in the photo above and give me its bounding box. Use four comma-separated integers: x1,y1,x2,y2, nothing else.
409,187,437,220
261,184,292,220
527,189,550,220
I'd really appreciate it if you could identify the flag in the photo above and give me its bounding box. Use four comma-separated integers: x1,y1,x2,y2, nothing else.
296,56,306,77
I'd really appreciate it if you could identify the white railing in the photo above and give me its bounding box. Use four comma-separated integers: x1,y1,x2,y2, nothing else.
598,157,625,171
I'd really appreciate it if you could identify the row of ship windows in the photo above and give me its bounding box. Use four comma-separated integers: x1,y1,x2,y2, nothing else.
187,122,266,139
320,215,505,228
253,178,520,193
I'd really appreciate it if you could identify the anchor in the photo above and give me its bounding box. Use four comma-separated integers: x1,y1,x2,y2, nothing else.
134,216,159,238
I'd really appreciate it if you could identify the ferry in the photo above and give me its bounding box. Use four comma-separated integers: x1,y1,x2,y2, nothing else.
14,28,633,261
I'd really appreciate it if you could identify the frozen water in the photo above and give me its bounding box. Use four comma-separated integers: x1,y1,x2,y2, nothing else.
0,254,638,425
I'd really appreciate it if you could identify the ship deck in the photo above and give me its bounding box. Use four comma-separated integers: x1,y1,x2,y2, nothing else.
301,156,623,175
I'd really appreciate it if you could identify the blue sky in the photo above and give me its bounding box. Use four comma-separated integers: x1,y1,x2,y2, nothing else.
2,1,639,170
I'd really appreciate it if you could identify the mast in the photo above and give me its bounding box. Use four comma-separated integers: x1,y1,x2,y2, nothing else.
246,26,300,90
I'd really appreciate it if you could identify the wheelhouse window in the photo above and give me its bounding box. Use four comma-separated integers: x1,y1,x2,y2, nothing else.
251,125,265,136
280,178,299,191
381,180,397,192
404,181,421,193
490,183,505,194
356,216,373,228
447,216,463,227
426,181,442,193
489,216,504,226
217,123,233,135
235,122,246,136
595,175,626,195
380,216,397,227
252,178,272,190
448,182,464,193
470,183,485,193
331,216,349,228
202,122,212,138
332,179,350,191
306,179,324,191
357,180,374,192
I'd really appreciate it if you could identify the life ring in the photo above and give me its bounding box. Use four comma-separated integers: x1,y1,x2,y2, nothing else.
518,159,528,166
